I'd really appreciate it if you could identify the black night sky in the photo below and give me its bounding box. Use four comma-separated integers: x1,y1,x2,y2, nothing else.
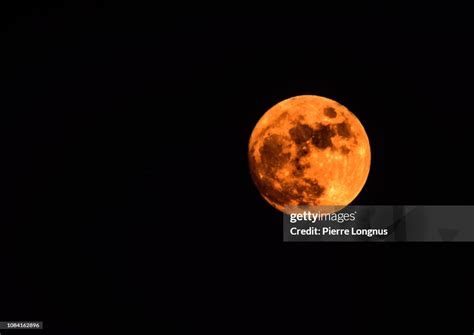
1,4,473,334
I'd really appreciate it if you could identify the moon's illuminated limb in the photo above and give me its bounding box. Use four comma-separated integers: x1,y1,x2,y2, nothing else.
248,95,371,213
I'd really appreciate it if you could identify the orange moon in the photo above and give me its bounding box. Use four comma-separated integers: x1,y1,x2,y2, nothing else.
248,95,371,213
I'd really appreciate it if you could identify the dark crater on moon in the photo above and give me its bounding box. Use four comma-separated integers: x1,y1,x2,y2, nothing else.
292,157,308,177
297,144,310,157
340,145,351,155
311,124,335,149
289,123,313,144
335,122,352,138
303,178,325,198
290,177,324,205
259,134,290,175
324,107,337,118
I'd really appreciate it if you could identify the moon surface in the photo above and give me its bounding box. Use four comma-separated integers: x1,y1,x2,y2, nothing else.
248,95,371,213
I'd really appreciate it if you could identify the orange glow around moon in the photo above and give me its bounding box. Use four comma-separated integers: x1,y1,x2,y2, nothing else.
248,95,371,213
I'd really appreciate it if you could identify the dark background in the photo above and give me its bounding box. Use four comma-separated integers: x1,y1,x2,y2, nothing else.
1,3,473,334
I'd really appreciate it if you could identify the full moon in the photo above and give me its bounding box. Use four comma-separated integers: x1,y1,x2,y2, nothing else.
248,95,371,213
